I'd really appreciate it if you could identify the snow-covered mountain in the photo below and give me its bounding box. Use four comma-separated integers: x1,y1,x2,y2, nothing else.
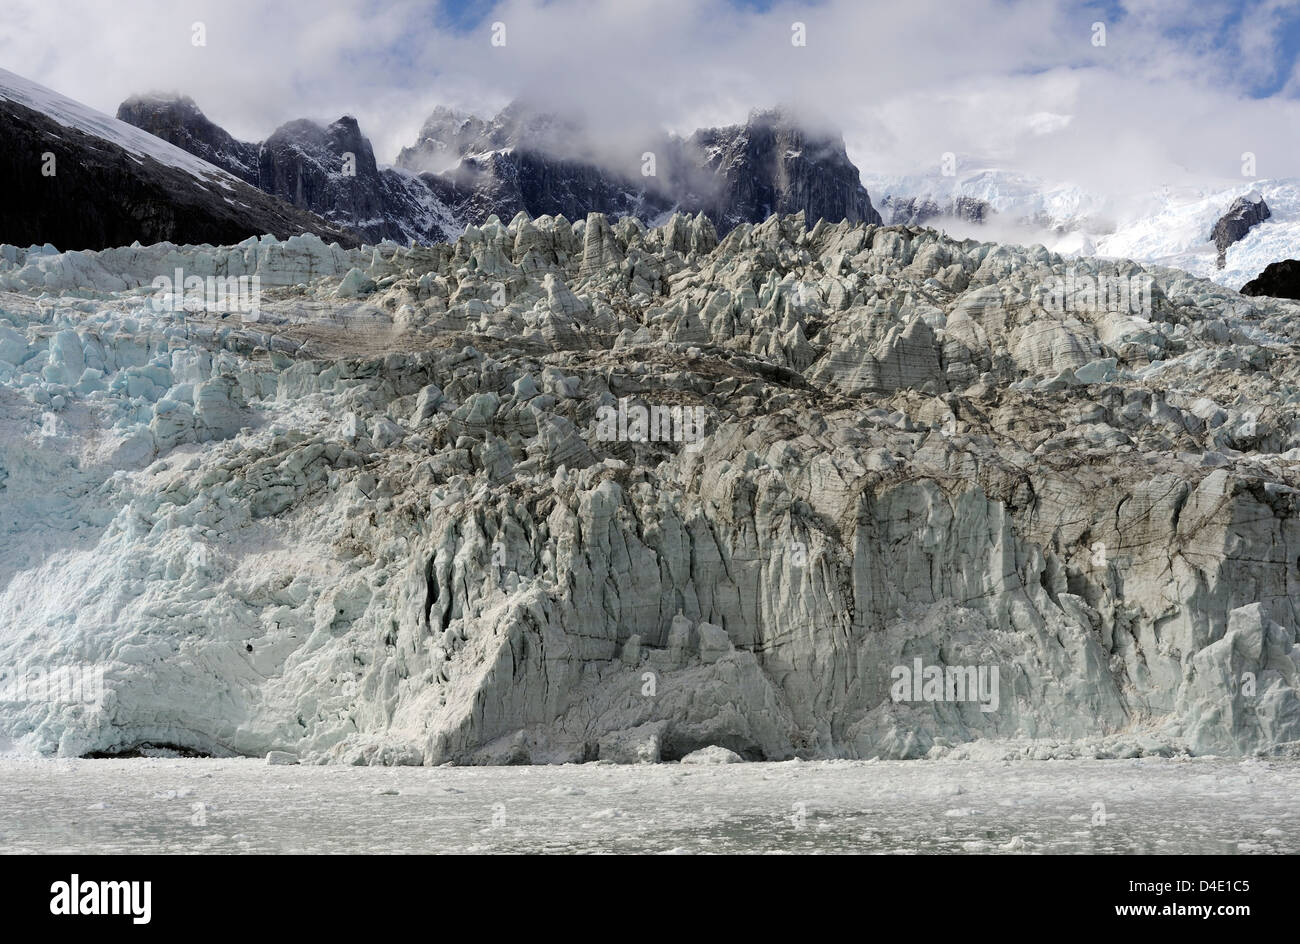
118,97,461,245
116,94,261,184
404,100,674,229
687,108,882,232
16,61,1293,292
862,160,1300,291
0,68,358,251
120,97,882,241
862,162,1114,244
405,103,883,234
1096,181,1300,290
256,116,461,245
2,70,244,185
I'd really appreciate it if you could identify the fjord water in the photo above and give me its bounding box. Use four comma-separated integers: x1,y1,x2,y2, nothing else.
0,756,1294,854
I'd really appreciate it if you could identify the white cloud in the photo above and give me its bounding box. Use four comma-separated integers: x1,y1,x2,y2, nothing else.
0,0,1296,200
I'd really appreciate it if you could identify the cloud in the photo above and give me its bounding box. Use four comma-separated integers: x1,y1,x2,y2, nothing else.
0,0,1297,198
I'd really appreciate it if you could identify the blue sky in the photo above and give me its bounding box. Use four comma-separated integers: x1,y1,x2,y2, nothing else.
425,0,1300,100
1093,0,1300,98
1218,1,1300,96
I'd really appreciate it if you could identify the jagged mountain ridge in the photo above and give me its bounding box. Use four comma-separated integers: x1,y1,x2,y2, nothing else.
116,94,261,184
400,103,883,233
0,69,359,251
119,96,882,242
687,109,883,232
118,96,461,246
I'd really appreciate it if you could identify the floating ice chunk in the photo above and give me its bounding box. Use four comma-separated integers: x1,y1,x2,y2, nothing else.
679,746,744,765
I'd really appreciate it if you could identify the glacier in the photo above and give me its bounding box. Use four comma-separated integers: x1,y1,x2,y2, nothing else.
2,213,1300,765
861,162,1300,291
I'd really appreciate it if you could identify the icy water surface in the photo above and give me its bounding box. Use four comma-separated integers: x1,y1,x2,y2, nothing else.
0,756,1295,854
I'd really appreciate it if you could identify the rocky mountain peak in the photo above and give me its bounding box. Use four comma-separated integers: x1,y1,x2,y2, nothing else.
1209,191,1271,268
115,93,259,184
688,109,881,232
400,106,491,173
265,115,381,179
255,115,454,244
118,91,884,245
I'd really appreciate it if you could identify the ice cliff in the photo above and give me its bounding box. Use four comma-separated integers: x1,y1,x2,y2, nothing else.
2,213,1300,764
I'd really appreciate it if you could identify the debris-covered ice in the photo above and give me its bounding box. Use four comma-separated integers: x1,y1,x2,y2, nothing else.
3,213,1300,765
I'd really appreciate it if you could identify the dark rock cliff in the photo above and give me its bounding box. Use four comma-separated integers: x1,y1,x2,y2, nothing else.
2,97,358,251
